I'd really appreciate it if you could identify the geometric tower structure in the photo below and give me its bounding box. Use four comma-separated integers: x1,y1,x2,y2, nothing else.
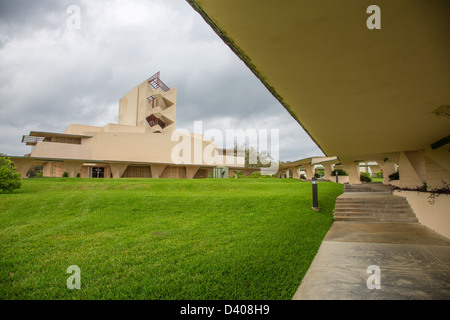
119,72,176,133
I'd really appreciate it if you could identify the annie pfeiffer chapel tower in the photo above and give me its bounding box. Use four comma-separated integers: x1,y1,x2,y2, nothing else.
14,71,247,179
118,72,177,133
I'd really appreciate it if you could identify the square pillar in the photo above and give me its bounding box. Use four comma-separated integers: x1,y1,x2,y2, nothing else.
397,151,426,188
63,160,84,178
303,164,314,180
323,163,334,181
377,161,397,185
185,166,200,179
109,163,129,178
290,167,300,179
150,164,167,178
341,162,361,184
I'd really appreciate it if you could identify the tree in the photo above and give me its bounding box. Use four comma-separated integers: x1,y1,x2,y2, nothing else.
232,142,274,168
0,157,22,192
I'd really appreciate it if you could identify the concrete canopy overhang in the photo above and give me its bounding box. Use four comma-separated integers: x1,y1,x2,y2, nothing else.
279,156,338,170
187,0,450,162
29,131,93,139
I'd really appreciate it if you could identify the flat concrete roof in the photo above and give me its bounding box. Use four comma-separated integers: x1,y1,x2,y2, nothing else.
29,131,93,139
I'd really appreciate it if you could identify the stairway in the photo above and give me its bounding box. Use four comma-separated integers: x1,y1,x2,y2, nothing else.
333,184,418,222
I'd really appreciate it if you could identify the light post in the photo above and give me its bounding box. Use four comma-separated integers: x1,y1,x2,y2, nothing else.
312,177,320,211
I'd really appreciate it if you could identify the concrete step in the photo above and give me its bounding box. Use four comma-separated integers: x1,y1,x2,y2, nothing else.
334,211,418,222
335,202,410,207
344,183,394,193
335,205,411,212
334,191,418,223
334,212,376,217
336,197,408,201
334,209,414,214
334,215,418,222
334,216,379,222
335,202,411,207
334,211,416,217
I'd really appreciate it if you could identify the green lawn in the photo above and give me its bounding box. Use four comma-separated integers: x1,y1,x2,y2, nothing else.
0,178,343,300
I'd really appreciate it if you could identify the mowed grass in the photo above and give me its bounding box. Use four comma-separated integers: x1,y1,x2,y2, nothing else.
0,178,343,300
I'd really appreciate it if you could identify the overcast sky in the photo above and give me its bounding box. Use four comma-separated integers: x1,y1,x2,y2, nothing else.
0,0,323,161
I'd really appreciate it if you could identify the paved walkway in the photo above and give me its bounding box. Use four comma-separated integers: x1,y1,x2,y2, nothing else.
292,221,450,299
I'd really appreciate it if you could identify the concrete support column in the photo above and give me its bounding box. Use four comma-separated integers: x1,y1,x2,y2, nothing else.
185,166,200,179
63,160,84,178
289,167,301,179
377,161,397,185
303,164,314,180
397,151,426,188
323,164,334,181
11,158,35,178
109,163,129,178
341,162,361,184
150,164,167,178
284,169,290,178
424,147,450,189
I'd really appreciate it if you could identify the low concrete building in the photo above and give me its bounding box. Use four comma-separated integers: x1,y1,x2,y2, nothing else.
12,73,247,179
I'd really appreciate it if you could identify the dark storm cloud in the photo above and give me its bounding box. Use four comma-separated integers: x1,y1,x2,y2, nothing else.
0,0,79,36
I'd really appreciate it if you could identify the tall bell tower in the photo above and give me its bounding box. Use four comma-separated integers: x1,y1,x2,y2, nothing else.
118,72,177,133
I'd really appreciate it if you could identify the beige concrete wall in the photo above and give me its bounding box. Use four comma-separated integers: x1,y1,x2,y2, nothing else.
335,175,349,184
64,124,104,135
119,85,139,127
103,123,145,133
394,190,450,239
81,132,216,165
32,142,92,160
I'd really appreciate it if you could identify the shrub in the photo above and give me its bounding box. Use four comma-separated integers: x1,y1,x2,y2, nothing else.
331,169,349,176
314,172,321,178
249,171,262,178
372,171,383,178
0,157,22,192
300,174,306,179
389,170,399,181
62,172,69,177
360,172,372,182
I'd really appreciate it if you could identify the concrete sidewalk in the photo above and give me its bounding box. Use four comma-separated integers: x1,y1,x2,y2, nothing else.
292,221,450,299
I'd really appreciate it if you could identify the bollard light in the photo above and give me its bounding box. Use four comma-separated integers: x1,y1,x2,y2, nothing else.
312,177,320,211
335,170,339,183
